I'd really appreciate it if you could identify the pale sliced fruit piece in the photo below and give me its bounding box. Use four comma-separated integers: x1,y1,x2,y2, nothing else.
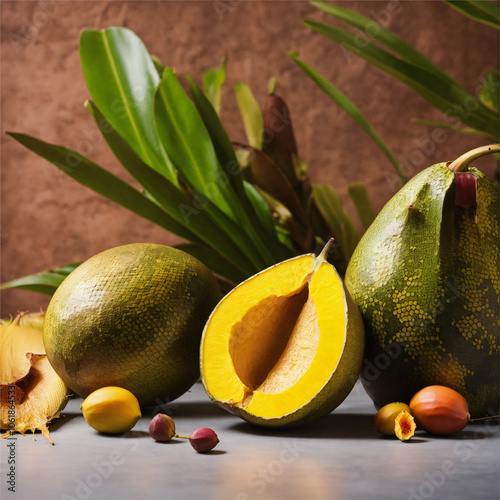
1,313,68,444
201,240,365,427
1,354,69,444
0,314,45,385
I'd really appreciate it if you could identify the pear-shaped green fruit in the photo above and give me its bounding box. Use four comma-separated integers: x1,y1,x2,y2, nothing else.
345,145,500,418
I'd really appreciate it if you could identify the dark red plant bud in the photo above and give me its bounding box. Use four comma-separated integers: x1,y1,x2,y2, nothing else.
262,95,297,155
455,172,477,208
262,94,298,186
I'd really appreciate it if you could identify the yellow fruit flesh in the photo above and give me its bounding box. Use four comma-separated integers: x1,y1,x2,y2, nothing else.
255,290,320,395
202,254,348,420
394,411,417,441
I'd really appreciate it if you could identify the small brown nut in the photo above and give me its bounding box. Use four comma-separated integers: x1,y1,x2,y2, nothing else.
149,414,176,442
189,428,219,452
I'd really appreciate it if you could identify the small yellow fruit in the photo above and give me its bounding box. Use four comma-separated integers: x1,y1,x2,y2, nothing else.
374,402,412,436
81,386,141,434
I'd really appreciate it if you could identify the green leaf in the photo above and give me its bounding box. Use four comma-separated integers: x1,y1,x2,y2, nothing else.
444,0,500,29
85,102,258,276
1,263,80,296
293,154,309,178
256,189,313,252
155,68,238,220
312,184,343,246
235,82,264,149
155,69,284,269
151,55,165,77
268,76,277,96
1,283,57,296
79,28,177,182
202,58,226,115
479,69,500,110
302,22,499,139
348,182,376,229
412,118,491,137
85,100,203,245
311,1,456,81
310,1,499,123
49,263,80,276
243,181,279,239
7,132,195,239
340,211,359,263
187,77,246,200
312,184,358,263
175,243,246,284
290,52,406,184
188,77,292,260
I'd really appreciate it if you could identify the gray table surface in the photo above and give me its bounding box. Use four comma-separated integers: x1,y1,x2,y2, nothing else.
1,380,499,500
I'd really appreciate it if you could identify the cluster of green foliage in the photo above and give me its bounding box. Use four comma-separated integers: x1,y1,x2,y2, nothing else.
294,1,499,176
3,1,498,296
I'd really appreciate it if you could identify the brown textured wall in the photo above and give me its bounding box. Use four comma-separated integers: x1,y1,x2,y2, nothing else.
1,1,498,316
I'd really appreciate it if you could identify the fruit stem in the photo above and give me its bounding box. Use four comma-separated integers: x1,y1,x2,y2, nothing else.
11,313,21,326
469,415,500,423
318,238,335,263
448,144,500,172
174,433,190,440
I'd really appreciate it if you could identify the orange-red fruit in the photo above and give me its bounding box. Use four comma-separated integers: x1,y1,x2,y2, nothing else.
409,385,470,435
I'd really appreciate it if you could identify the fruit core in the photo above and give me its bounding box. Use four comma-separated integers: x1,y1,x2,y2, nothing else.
230,282,320,405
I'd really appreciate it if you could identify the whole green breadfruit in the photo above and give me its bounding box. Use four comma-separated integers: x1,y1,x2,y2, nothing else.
345,145,500,418
44,243,222,407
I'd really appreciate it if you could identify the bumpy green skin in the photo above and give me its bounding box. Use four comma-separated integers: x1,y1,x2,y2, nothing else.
44,244,221,407
345,164,500,417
